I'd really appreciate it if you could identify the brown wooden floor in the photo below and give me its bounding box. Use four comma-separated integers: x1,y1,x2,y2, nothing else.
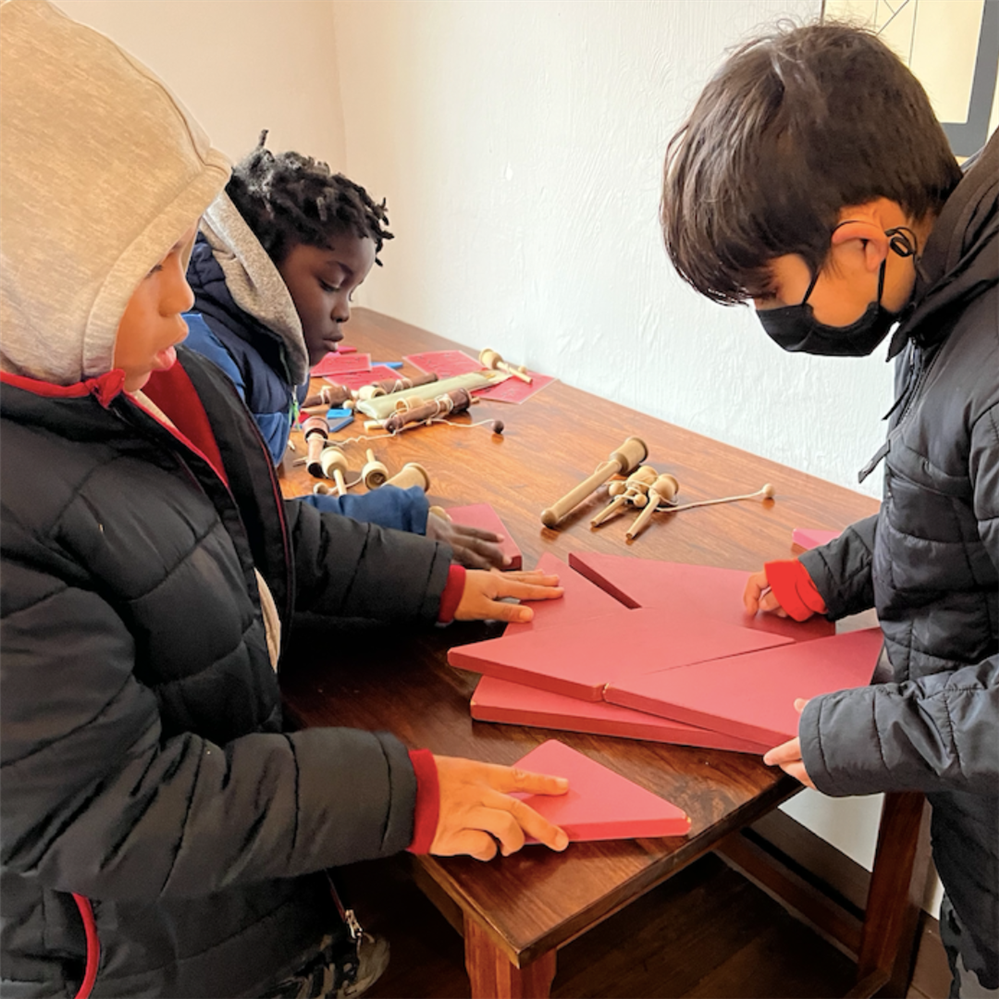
336,852,862,999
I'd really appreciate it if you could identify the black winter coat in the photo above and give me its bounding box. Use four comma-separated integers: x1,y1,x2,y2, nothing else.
798,134,998,985
0,349,451,997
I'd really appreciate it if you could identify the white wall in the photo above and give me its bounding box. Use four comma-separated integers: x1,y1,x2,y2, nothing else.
53,0,347,171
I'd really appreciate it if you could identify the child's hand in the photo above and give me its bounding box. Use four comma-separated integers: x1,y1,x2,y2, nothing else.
762,698,815,788
431,755,570,860
743,568,789,617
426,512,508,570
455,570,563,623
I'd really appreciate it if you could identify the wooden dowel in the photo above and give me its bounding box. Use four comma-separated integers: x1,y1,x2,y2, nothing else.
626,473,680,540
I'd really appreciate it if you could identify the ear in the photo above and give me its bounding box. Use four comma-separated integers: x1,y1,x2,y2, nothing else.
829,219,889,273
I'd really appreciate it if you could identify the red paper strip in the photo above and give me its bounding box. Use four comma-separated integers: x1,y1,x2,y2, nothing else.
324,364,403,391
310,352,372,377
792,528,843,550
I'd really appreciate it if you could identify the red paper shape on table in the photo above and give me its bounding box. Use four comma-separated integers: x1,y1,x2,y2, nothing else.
792,527,843,550
403,349,556,405
471,675,770,754
448,606,793,702
334,343,357,354
568,552,834,642
504,552,631,638
512,739,691,842
606,627,884,747
310,352,372,378
442,503,522,570
325,364,404,391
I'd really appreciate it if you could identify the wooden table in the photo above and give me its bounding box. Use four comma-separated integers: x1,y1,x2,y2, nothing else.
279,308,930,999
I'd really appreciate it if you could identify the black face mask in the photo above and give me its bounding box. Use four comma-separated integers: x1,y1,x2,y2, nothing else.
756,226,916,357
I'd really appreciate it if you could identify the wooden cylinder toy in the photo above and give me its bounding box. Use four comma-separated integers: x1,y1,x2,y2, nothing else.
590,465,658,527
479,347,532,384
303,384,351,409
541,436,648,529
361,449,389,489
320,447,350,496
306,434,326,477
384,388,472,434
382,462,431,492
626,473,681,540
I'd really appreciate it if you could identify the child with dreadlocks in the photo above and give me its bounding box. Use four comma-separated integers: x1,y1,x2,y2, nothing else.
184,132,507,569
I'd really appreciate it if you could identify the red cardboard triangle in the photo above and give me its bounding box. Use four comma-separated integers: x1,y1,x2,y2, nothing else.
443,503,522,570
568,552,834,642
606,628,884,746
448,607,792,701
471,675,770,754
513,740,691,841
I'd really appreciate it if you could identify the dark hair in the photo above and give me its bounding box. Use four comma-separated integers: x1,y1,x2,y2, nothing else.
227,130,394,265
661,22,963,305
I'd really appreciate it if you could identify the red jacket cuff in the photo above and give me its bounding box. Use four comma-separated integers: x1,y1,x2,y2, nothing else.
437,564,466,623
764,559,827,622
406,748,440,855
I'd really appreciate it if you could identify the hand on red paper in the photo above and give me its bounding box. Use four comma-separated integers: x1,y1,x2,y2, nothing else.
455,570,563,623
431,756,570,861
426,512,508,570
762,698,816,789
744,568,789,617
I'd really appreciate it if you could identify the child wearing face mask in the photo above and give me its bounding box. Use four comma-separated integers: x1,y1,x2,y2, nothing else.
0,4,570,996
183,134,508,570
660,22,997,998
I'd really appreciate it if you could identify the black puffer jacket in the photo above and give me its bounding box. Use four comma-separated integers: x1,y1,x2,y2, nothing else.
799,133,998,985
0,348,451,997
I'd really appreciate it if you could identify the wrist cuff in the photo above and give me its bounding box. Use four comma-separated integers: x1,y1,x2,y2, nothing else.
764,559,827,622
437,564,466,623
406,748,440,854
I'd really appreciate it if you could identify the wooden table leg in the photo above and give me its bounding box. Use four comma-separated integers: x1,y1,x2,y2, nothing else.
464,916,557,999
854,792,932,998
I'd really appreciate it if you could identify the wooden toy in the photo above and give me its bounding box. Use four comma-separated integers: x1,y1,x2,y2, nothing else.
511,740,691,842
590,465,659,527
541,436,648,528
384,387,473,433
471,676,771,754
439,503,522,570
381,462,430,492
319,447,349,495
301,414,329,477
567,552,834,642
360,449,389,488
478,346,533,384
626,473,680,540
605,628,884,747
355,370,439,401
355,371,498,420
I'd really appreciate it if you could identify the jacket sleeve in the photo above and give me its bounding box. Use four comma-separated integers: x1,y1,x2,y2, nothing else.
298,484,430,534
0,559,418,903
285,498,452,623
798,513,878,619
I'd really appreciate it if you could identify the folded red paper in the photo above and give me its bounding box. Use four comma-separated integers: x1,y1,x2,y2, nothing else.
443,503,522,570
471,675,770,754
568,552,834,641
792,527,843,550
605,627,884,746
512,739,691,842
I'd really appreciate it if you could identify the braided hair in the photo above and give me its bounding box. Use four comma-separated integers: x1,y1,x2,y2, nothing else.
227,130,393,265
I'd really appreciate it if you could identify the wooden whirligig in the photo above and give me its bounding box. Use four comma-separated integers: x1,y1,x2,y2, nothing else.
590,466,659,527
360,449,389,489
301,414,329,476
479,347,532,384
541,436,648,529
381,462,430,492
319,447,349,496
625,473,680,540
383,388,473,434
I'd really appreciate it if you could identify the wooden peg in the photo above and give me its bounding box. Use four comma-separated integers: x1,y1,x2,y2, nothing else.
361,449,389,489
302,415,329,477
591,466,659,527
626,473,680,540
479,347,533,384
382,462,431,492
541,436,648,529
320,447,350,496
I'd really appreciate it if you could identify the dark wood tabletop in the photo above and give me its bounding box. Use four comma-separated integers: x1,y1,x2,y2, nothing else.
278,308,919,999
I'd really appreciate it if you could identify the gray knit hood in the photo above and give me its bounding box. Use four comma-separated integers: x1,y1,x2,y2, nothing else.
0,0,230,386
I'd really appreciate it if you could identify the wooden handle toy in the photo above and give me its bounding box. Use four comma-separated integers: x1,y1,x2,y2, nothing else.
479,347,533,384
319,447,350,496
626,473,680,540
591,465,659,527
361,449,389,489
382,462,431,492
302,414,329,477
355,371,439,401
384,388,473,433
541,436,648,529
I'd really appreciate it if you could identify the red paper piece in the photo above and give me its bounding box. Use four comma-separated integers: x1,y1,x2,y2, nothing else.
471,676,770,754
443,503,522,570
504,552,631,638
472,371,557,405
310,352,372,377
606,628,883,746
324,364,403,391
447,607,792,701
568,552,834,642
792,528,842,550
512,740,691,842
335,344,358,354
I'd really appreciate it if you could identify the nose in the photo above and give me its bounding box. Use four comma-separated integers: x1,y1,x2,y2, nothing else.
331,294,350,325
163,256,195,315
